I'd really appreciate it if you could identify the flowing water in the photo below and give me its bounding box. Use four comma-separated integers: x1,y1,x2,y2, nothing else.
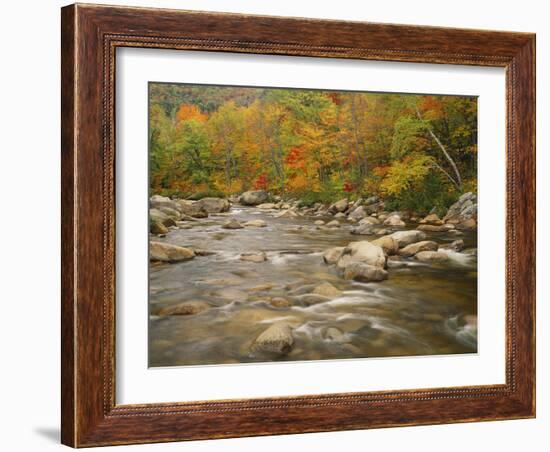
149,206,477,367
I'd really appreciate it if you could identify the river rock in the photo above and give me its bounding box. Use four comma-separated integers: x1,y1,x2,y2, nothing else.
240,252,267,263
383,214,405,227
359,216,380,225
456,218,477,230
444,192,477,223
348,206,367,221
150,242,195,262
326,220,340,228
159,206,182,221
314,220,325,226
269,297,293,308
150,219,168,235
334,212,347,219
329,198,349,214
150,195,179,211
244,219,267,227
343,262,388,282
312,282,342,297
323,327,351,343
176,200,208,218
222,219,244,229
150,208,177,227
257,202,277,209
415,251,449,262
239,190,269,206
337,241,386,270
351,223,376,235
398,240,439,257
449,239,465,251
157,301,211,316
371,236,399,255
276,209,300,219
251,322,294,355
389,230,427,248
323,247,345,265
196,197,230,213
420,213,443,225
417,224,449,232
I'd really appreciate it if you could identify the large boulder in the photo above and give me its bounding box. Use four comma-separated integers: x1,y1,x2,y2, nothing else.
150,242,195,262
157,301,211,316
329,198,349,214
343,262,388,282
239,190,269,206
150,195,178,211
389,230,427,248
176,200,208,218
251,322,294,355
444,192,477,223
371,236,399,255
399,240,439,257
150,208,176,227
323,247,345,265
336,241,386,270
196,197,230,213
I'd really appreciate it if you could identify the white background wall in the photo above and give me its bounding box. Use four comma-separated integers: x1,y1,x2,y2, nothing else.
0,1,546,450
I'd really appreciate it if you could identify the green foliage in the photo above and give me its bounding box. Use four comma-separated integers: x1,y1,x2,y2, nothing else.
149,84,478,209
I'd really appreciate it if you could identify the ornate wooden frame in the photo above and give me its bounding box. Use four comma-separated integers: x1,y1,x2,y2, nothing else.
61,3,536,447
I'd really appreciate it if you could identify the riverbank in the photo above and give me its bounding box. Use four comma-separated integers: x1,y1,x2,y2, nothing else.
148,190,478,366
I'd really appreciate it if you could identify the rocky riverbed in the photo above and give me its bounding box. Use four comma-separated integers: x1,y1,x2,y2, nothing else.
148,191,478,367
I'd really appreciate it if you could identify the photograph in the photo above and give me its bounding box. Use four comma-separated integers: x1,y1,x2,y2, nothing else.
147,83,479,367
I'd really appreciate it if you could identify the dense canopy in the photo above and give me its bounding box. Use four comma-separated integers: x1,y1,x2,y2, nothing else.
149,83,477,213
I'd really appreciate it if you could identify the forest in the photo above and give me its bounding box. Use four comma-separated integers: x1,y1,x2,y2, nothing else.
149,83,477,213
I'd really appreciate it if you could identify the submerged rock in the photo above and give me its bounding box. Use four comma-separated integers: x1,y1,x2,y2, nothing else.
351,223,376,235
251,322,294,355
415,251,449,262
312,282,342,297
269,297,293,308
326,220,340,228
244,219,267,227
222,219,244,229
239,251,267,263
149,242,195,262
323,327,351,343
157,301,211,316
417,224,449,232
343,262,388,282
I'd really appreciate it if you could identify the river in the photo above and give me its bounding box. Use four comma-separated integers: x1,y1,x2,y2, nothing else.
149,205,477,367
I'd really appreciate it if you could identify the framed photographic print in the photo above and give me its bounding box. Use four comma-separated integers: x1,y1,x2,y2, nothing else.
61,3,536,447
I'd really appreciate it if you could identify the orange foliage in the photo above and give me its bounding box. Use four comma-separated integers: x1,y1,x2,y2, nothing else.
176,104,208,123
